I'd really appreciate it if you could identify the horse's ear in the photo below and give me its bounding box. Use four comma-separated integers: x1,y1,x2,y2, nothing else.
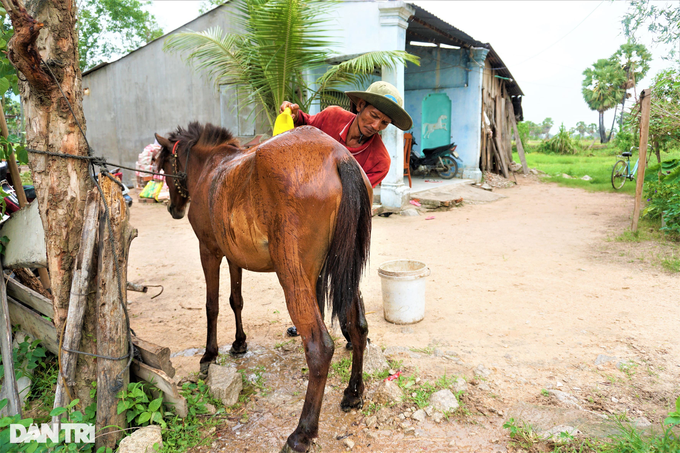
155,133,172,150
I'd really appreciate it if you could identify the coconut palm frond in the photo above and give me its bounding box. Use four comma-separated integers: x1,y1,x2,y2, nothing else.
163,28,251,87
245,0,333,113
163,0,417,132
316,51,420,93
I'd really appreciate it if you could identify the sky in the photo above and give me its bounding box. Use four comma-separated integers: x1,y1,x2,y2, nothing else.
145,0,675,132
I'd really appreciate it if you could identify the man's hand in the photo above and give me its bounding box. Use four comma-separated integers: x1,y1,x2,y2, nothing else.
280,101,300,122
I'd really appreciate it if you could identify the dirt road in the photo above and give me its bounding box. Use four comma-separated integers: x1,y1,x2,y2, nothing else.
127,178,680,452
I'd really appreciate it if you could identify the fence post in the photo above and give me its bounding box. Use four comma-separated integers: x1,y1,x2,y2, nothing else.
632,89,651,232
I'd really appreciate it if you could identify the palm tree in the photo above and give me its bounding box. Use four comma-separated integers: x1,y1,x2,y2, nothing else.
612,41,652,132
164,0,419,131
540,117,553,139
587,123,597,137
582,58,626,143
575,121,587,138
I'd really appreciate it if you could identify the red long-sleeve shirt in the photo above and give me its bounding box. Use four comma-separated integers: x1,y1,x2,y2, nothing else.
296,106,390,187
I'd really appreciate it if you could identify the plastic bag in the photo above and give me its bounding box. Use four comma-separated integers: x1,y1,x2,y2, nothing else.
140,180,158,199
155,181,170,201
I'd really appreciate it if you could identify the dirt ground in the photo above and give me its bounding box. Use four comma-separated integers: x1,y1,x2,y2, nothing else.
126,177,680,452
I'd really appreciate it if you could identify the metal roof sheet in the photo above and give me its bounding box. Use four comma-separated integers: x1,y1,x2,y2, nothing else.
407,3,523,97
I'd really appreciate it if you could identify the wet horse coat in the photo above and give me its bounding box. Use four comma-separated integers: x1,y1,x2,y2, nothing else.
155,123,372,452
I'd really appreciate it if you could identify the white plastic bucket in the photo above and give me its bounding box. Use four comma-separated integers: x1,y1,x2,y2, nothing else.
378,260,431,324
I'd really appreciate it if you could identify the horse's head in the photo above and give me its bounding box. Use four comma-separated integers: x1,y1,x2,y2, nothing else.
154,133,190,219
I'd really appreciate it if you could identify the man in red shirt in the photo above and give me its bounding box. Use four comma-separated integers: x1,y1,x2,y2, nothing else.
280,80,412,187
280,81,412,341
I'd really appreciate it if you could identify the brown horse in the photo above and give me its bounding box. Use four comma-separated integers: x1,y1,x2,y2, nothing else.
154,122,372,452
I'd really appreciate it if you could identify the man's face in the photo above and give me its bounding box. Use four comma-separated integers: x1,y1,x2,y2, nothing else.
356,100,392,137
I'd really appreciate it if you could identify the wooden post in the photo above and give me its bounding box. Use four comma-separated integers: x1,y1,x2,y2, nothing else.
507,101,529,175
0,107,51,293
632,89,651,232
53,188,100,421
95,175,137,450
480,108,486,172
0,262,21,417
493,131,510,179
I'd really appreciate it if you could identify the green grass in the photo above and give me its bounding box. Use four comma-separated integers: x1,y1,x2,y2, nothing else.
661,253,680,272
521,146,680,194
504,416,680,452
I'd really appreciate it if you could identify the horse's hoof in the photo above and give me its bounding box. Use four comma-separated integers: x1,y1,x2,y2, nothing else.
345,341,352,350
281,435,312,452
287,326,300,337
340,394,363,412
199,361,211,380
229,342,248,357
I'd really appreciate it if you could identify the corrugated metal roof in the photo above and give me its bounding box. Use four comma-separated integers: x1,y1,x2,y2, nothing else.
407,3,523,97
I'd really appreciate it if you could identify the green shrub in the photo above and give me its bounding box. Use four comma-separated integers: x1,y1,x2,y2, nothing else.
538,124,575,155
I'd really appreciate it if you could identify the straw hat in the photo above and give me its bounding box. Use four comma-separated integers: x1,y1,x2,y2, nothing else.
345,81,413,131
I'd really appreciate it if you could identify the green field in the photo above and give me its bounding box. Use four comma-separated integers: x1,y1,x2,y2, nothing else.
517,144,680,195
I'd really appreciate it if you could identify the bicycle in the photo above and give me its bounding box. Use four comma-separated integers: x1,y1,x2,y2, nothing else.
611,147,639,190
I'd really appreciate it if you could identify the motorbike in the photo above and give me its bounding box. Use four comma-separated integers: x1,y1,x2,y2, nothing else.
409,138,460,179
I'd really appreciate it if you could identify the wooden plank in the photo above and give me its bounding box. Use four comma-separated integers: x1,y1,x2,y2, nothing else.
54,189,100,419
493,131,510,178
480,104,487,172
0,263,22,417
96,175,136,450
507,101,529,175
132,360,187,418
132,335,175,378
0,108,51,294
632,89,651,232
5,274,54,319
127,282,148,293
12,268,52,300
7,296,58,355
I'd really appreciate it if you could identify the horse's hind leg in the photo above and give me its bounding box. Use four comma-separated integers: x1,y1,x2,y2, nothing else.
227,261,247,355
340,292,368,411
279,276,333,452
199,244,222,376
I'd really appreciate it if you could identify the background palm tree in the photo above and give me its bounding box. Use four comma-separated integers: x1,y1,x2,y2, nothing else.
575,121,587,138
540,117,554,139
612,41,652,131
582,58,626,143
164,0,419,131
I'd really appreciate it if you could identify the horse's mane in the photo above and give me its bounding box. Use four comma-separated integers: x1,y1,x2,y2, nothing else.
168,122,240,149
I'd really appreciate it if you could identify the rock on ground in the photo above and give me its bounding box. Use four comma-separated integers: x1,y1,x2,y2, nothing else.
363,342,389,375
543,425,580,442
372,380,403,405
411,409,426,422
474,364,491,378
549,390,581,409
342,438,355,450
452,377,467,393
594,354,617,366
117,425,162,453
429,389,459,412
207,364,242,407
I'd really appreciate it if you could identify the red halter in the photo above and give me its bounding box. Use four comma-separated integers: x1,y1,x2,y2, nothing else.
172,141,180,155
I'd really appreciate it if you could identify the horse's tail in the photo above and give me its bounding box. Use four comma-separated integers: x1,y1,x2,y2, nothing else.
317,157,372,321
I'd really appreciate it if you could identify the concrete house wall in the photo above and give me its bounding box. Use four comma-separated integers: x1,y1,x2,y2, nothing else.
82,0,520,203
82,3,269,186
404,45,488,181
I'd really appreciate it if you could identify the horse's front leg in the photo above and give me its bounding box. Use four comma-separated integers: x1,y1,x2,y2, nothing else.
227,261,247,355
199,244,222,376
340,292,368,411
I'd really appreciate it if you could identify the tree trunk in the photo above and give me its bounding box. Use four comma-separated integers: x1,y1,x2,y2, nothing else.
607,105,618,142
96,176,136,450
4,0,95,404
598,111,607,143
